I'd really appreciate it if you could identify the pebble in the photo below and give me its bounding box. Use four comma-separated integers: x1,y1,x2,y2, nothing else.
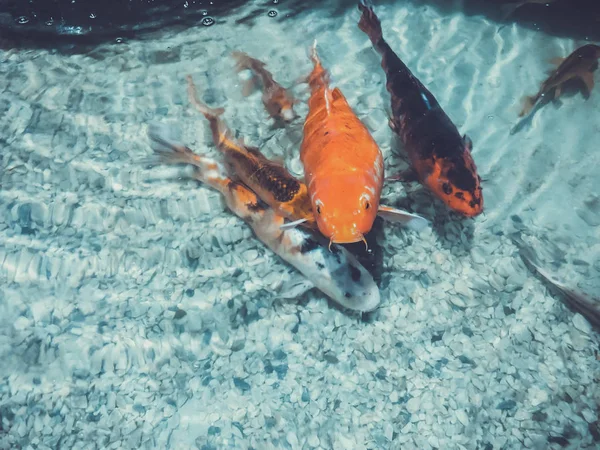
572,314,591,334
286,431,299,448
456,410,469,426
454,279,472,299
406,397,421,414
14,316,31,331
307,434,320,447
528,387,548,407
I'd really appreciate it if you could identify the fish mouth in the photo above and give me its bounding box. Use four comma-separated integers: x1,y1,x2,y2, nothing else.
330,233,367,247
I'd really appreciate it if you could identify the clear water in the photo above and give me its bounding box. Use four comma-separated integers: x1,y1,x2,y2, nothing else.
1,1,599,449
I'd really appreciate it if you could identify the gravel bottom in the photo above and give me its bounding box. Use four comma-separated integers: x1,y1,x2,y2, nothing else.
0,0,599,449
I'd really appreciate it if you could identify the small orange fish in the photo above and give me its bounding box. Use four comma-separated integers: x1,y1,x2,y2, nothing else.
186,75,315,228
232,51,297,123
519,44,600,117
299,42,426,246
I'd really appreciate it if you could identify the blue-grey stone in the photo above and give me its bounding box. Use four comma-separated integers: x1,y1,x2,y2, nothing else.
497,400,517,410
233,377,250,392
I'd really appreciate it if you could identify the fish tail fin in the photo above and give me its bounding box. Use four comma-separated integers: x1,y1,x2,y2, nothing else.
146,123,229,191
357,0,383,46
241,78,257,97
307,40,330,91
232,50,266,72
146,123,197,166
518,94,536,117
500,2,522,21
231,50,251,71
232,51,267,96
309,39,320,67
186,75,235,148
186,75,226,119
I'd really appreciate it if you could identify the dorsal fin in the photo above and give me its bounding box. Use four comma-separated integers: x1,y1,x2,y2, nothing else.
331,87,351,109
332,87,344,100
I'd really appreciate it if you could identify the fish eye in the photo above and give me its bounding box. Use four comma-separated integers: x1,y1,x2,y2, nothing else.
315,200,323,215
442,182,453,195
360,194,371,211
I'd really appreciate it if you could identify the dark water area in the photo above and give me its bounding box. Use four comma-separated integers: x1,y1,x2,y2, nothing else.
2,0,600,52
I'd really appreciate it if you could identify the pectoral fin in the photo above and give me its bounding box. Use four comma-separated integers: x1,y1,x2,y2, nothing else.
385,168,419,183
578,70,595,96
549,57,565,66
553,84,562,99
280,218,309,230
462,134,473,152
377,205,429,231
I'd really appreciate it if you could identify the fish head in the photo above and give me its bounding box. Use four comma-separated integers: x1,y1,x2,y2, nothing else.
280,105,296,122
268,89,297,122
312,175,380,244
425,135,483,217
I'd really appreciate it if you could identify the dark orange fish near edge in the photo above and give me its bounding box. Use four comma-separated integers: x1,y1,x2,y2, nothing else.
519,44,600,117
357,0,483,218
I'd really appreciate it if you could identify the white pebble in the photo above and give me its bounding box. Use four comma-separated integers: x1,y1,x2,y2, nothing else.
572,313,592,334
454,279,472,299
528,387,548,407
14,316,31,331
456,410,469,426
286,431,299,448
406,397,421,414
582,409,597,423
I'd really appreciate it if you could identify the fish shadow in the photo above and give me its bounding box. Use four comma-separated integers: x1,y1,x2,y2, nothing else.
431,209,476,254
340,215,386,286
384,136,477,254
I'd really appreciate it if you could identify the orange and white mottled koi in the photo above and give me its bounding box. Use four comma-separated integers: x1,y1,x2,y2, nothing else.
186,75,315,228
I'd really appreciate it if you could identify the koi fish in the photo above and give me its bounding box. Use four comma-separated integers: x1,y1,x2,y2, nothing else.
357,0,484,218
517,242,600,332
519,44,600,117
232,51,297,123
186,75,316,229
146,124,381,312
299,41,427,246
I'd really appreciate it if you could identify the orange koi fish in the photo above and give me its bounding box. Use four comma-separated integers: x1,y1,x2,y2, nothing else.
186,75,315,228
298,42,427,246
232,51,297,123
358,0,483,217
146,124,381,312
